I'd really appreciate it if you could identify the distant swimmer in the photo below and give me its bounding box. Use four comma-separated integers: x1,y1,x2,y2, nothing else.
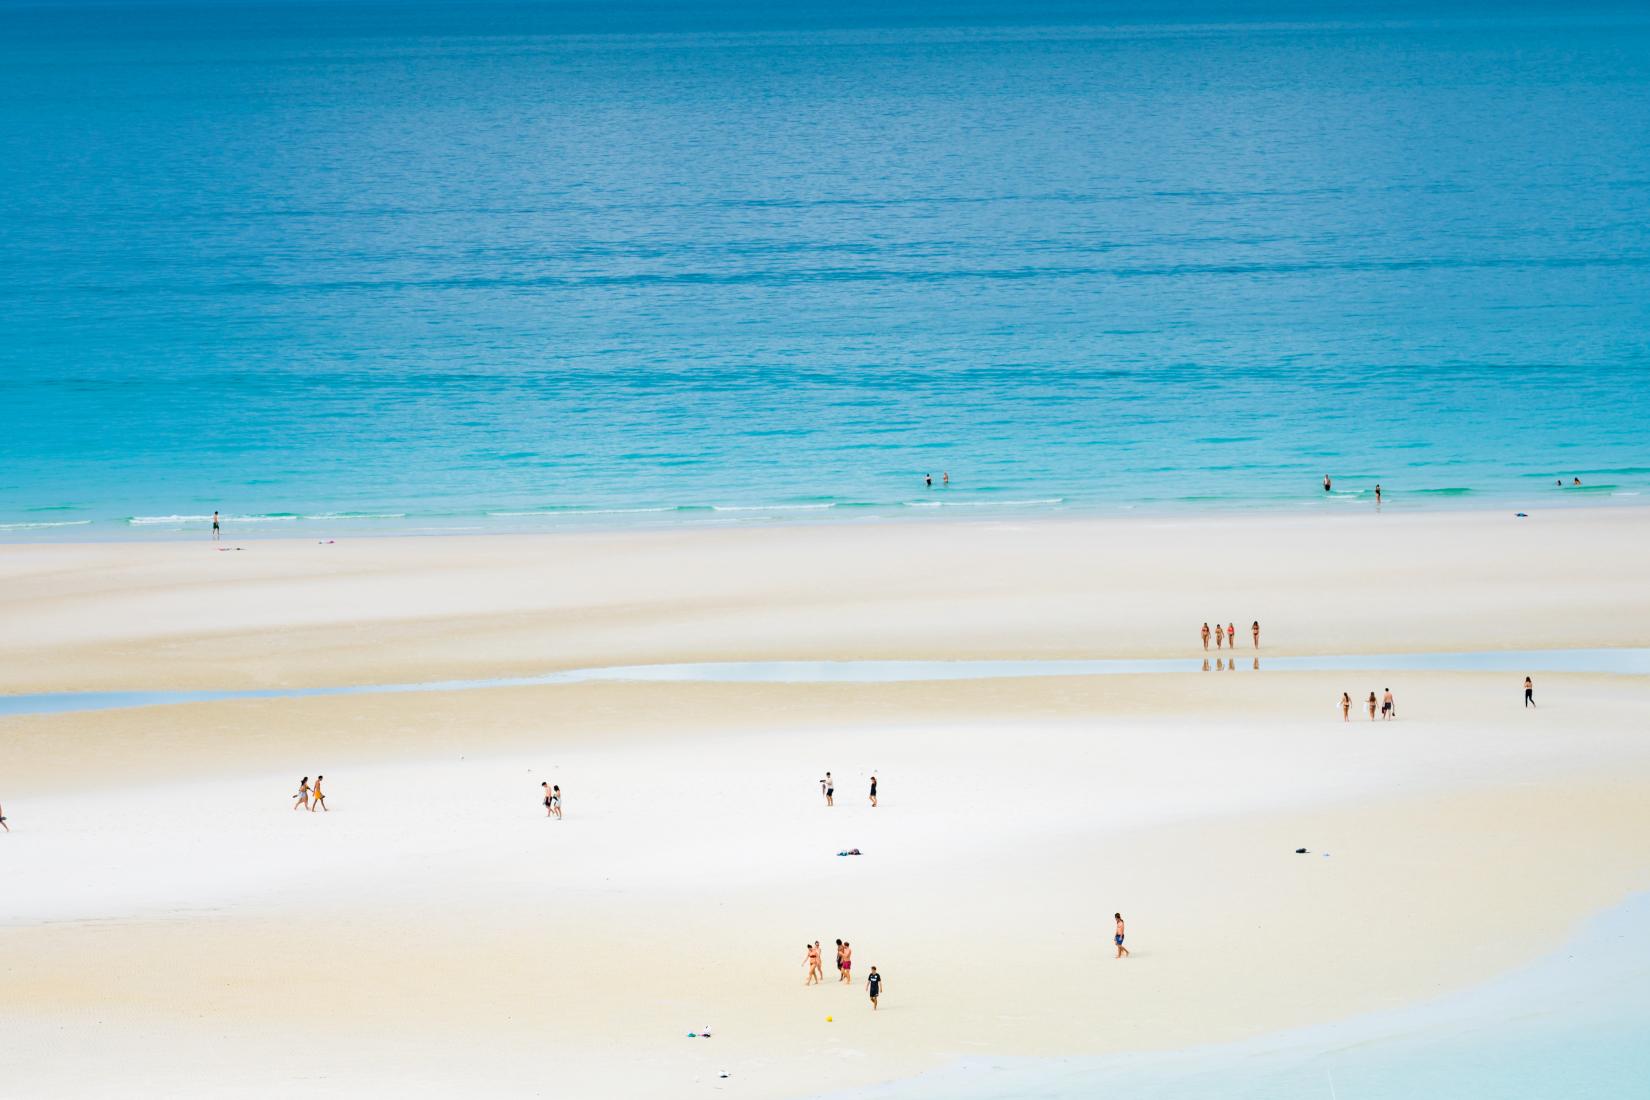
1367,691,1377,720
1374,484,1382,505
293,776,310,811
1252,620,1260,649
551,785,563,820
1382,688,1395,719
942,472,950,485
310,774,327,812
822,772,834,807
212,511,220,541
806,942,823,985
1573,477,1582,486
1215,623,1224,649
1114,913,1129,958
1341,692,1351,721
1201,623,1211,651
925,474,932,488
1524,676,1535,708
542,781,554,817
1324,474,1332,492
869,774,878,808
867,966,883,1009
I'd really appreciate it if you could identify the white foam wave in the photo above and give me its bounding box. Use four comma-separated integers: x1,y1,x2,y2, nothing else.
0,519,93,530
487,507,676,517
127,514,297,525
300,512,407,520
710,503,835,513
903,498,1064,509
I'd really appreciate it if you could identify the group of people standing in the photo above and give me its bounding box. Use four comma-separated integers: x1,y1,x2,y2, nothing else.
1339,690,1396,721
1201,621,1259,651
805,939,883,1009
819,771,877,807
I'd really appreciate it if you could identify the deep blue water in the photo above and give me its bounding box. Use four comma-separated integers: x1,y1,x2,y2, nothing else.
3,0,1649,538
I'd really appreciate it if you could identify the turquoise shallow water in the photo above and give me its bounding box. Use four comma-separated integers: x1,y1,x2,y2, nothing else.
3,2,1650,538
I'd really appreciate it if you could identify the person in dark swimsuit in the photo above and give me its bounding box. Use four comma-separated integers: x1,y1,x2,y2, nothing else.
869,775,877,807
211,511,220,542
1524,677,1535,708
1114,913,1129,958
867,966,882,1009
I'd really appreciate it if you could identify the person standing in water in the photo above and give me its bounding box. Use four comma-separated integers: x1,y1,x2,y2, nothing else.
1324,474,1332,492
1251,621,1260,649
292,777,310,810
1201,623,1211,650
1114,913,1129,958
869,774,878,807
942,472,949,486
924,474,932,488
1374,484,1383,505
866,966,883,1009
310,774,327,812
211,511,220,541
1341,692,1351,721
1524,677,1535,708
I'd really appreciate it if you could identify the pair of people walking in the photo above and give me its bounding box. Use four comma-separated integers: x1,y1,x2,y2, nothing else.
292,775,327,811
540,782,563,819
1201,621,1259,651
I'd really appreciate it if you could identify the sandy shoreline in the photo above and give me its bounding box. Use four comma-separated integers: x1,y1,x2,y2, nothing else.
3,507,1649,1096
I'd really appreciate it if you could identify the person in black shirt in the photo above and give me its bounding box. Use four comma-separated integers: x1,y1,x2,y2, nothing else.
866,966,882,1009
869,774,877,807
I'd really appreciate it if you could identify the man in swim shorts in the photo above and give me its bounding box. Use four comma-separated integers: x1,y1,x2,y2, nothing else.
212,511,220,541
823,772,834,807
1114,912,1129,958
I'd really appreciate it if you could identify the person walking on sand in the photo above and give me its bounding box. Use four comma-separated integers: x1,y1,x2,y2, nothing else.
1367,691,1377,720
867,966,883,1009
806,942,823,985
1341,692,1351,721
822,773,834,807
1201,623,1211,650
310,774,327,812
869,774,878,807
1524,676,1535,708
1114,913,1129,958
211,511,220,542
1215,623,1224,649
1252,621,1260,649
542,781,554,817
1382,688,1395,720
292,776,310,810
551,785,563,820
840,941,853,983
1227,623,1236,652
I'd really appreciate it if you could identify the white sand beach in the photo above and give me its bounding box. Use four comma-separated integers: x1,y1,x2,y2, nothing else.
3,508,1650,1097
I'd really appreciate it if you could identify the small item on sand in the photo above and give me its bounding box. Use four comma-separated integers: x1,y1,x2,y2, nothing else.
1295,848,1308,854
1515,512,1528,518
837,848,862,857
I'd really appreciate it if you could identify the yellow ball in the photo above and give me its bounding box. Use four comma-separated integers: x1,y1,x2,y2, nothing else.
826,1016,833,1022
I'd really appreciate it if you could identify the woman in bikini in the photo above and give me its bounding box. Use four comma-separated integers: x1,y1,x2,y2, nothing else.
1341,692,1351,721
805,942,823,985
1215,623,1225,649
292,777,310,810
1201,623,1211,650
1252,621,1260,649
1367,691,1378,720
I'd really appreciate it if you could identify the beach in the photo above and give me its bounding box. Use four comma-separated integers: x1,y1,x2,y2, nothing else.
4,507,1649,1097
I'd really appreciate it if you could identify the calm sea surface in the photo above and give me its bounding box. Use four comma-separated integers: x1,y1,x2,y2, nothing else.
3,1,1648,538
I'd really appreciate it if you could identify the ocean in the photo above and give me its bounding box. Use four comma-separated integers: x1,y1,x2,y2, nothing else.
3,0,1649,539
